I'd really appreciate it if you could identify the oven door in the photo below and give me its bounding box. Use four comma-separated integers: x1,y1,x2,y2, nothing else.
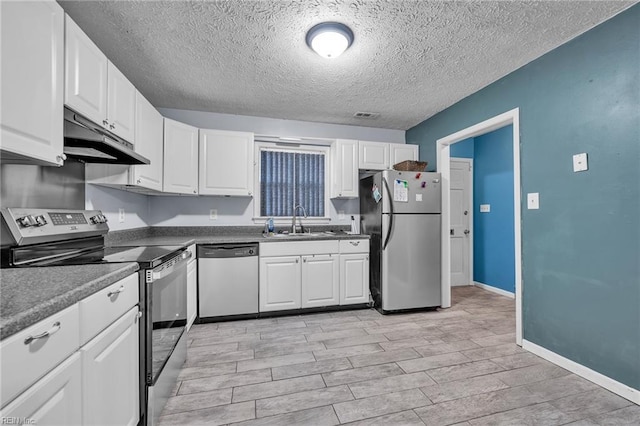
146,252,189,386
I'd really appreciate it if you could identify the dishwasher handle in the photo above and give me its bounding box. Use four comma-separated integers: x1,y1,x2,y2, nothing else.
198,245,259,258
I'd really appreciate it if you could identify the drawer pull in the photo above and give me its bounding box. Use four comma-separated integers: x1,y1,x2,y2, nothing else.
24,321,61,345
107,286,125,298
349,241,360,246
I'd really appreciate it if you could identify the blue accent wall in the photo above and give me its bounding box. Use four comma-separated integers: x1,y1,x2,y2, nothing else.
407,6,640,391
450,137,474,158
473,126,515,293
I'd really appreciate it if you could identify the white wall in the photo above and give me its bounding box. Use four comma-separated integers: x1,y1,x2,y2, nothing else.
159,108,405,143
85,184,149,231
87,108,400,228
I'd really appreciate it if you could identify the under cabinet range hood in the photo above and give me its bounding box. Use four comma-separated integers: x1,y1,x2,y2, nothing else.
63,108,150,165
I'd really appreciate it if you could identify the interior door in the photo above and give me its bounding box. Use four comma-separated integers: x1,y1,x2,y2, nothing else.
450,158,472,286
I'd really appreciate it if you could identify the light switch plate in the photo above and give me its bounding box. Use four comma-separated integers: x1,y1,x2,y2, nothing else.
573,153,588,172
480,204,490,213
527,193,540,210
209,209,217,220
118,208,125,223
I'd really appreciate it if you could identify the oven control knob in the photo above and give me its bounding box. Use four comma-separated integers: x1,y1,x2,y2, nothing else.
35,215,48,226
90,214,108,224
17,215,37,227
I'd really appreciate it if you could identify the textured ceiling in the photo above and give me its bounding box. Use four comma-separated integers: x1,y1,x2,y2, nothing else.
58,1,634,130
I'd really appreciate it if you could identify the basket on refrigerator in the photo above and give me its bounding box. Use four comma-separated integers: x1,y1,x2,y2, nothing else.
392,160,428,172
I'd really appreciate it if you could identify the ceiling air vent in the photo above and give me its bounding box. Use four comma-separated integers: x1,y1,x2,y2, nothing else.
353,111,380,119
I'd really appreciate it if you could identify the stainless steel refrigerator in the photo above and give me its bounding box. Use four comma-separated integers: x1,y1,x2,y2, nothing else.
360,170,441,313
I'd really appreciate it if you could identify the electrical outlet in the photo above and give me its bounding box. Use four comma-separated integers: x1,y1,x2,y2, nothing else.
209,209,217,220
573,153,588,172
527,193,540,210
118,208,125,223
338,210,345,220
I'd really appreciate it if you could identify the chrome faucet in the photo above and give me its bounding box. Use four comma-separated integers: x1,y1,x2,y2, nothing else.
291,204,307,234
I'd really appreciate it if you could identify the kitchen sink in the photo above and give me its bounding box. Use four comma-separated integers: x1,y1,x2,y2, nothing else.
263,232,329,238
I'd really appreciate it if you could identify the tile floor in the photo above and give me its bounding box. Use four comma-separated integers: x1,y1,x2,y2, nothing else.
158,286,638,425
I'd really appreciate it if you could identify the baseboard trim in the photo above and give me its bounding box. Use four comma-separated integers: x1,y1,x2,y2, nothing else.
522,339,640,405
473,281,515,299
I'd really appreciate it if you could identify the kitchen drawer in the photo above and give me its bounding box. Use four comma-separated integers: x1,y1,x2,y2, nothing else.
339,239,370,254
0,304,80,408
79,273,138,345
260,240,339,257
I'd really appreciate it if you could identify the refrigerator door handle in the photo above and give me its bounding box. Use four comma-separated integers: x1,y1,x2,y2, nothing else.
382,177,395,250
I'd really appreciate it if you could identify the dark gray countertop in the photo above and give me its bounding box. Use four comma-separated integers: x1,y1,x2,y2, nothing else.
1,263,139,340
106,226,369,247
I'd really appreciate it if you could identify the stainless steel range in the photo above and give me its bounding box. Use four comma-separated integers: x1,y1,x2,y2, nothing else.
1,208,190,426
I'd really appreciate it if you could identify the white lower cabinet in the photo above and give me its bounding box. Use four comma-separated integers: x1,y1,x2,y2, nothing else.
259,256,301,312
340,254,370,305
187,256,197,330
81,306,139,426
0,273,140,425
0,353,82,425
259,240,367,311
339,240,371,305
301,255,339,308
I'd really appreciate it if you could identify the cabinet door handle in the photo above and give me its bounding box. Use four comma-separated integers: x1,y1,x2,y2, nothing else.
296,259,299,263
103,119,109,126
107,285,125,298
110,124,115,130
24,321,61,345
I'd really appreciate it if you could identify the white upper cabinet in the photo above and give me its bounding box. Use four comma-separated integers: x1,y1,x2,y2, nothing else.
331,139,358,198
132,91,163,191
0,0,65,166
65,14,135,142
358,141,389,170
163,118,199,194
199,129,254,196
64,14,108,128
106,63,136,142
390,144,419,166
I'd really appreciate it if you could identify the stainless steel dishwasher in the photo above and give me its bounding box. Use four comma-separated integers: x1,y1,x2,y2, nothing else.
198,244,259,318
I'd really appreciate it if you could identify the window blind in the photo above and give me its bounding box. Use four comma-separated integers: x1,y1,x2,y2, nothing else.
260,150,325,217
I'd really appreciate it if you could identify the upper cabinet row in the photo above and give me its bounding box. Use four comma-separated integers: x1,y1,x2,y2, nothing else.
331,140,419,198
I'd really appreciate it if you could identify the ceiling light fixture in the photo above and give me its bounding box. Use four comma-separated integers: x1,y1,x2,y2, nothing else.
306,22,354,59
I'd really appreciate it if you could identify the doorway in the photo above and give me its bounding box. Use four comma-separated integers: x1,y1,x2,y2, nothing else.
437,108,523,345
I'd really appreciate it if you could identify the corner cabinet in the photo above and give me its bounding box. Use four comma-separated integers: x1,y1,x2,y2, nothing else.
85,91,163,192
163,118,199,194
0,0,65,166
199,129,254,196
331,139,359,198
131,91,164,191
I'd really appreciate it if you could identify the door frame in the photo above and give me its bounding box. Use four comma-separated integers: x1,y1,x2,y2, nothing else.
436,108,522,345
450,157,474,287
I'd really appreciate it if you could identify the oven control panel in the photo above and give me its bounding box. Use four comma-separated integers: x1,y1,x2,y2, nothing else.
1,208,109,246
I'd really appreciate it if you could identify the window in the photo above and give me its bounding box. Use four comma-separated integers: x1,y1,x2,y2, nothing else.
257,144,328,218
